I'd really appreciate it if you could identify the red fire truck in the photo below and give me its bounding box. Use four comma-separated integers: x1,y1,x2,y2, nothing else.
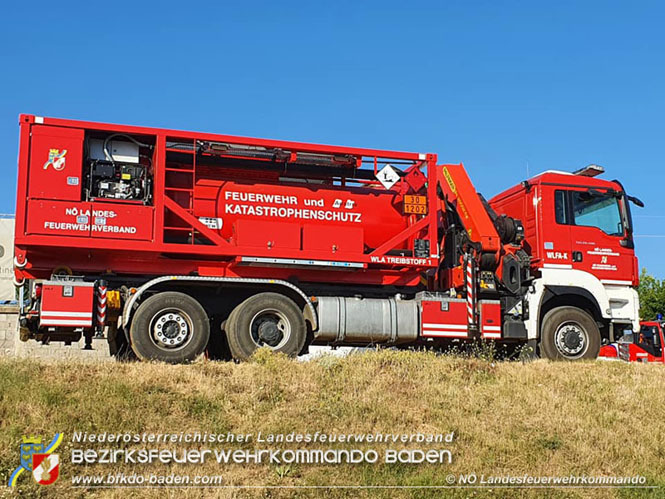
599,321,664,363
13,114,643,362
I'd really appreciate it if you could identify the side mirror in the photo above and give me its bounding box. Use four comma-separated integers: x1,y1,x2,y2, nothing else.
627,195,645,208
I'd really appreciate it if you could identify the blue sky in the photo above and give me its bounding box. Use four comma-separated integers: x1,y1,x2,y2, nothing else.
1,1,663,277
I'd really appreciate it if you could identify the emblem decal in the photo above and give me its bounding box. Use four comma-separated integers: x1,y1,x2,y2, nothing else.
20,436,44,471
32,453,60,485
7,434,62,487
43,149,67,171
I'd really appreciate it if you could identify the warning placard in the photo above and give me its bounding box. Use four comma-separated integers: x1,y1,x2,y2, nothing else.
403,195,427,215
376,164,400,190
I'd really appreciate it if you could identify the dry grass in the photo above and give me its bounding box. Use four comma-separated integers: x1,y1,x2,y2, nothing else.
0,350,663,498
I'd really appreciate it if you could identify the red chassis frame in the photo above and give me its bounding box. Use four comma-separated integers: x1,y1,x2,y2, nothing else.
15,115,440,288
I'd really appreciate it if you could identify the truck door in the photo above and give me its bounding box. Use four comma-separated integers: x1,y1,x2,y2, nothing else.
541,188,573,269
635,324,663,362
558,188,635,283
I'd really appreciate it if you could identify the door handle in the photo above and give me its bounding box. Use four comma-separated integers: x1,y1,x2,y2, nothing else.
572,251,583,262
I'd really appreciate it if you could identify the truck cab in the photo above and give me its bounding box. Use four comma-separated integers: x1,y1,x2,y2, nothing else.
489,165,641,356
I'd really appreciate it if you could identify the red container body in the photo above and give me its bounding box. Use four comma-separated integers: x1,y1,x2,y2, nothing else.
14,115,439,289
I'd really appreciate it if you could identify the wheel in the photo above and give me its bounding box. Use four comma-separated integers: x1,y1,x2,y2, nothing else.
130,292,210,363
539,306,600,361
225,292,306,361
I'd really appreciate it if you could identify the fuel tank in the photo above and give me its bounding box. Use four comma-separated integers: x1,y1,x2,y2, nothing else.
314,295,419,344
188,176,411,255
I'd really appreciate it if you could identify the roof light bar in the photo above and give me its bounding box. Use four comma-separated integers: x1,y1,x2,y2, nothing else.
573,164,605,177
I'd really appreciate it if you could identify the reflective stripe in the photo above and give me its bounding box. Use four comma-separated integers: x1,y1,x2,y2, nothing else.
422,330,469,337
40,319,91,326
97,285,107,327
423,323,468,330
466,258,475,326
41,311,93,318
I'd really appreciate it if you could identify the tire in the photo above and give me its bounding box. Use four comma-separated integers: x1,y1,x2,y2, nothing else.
539,306,600,361
109,327,138,362
226,292,306,361
206,316,233,361
130,292,210,363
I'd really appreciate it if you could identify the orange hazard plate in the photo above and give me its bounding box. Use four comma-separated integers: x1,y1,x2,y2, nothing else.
403,195,427,214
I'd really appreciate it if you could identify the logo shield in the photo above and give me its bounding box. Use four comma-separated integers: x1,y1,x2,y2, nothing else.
20,442,44,470
32,454,59,485
9,434,63,487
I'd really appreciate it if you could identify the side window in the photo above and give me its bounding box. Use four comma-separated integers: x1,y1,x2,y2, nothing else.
554,189,623,236
638,326,662,357
554,190,569,224
571,191,623,236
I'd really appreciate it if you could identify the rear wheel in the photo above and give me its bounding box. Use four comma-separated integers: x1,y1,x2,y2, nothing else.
130,292,210,363
539,306,600,361
226,292,306,361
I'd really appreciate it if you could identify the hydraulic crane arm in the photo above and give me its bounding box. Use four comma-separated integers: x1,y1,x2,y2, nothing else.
437,163,501,263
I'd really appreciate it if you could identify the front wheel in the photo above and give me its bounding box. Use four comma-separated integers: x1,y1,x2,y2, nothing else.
130,292,210,363
225,292,306,361
539,306,600,361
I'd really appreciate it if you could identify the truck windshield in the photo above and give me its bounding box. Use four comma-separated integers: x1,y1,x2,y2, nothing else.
571,191,623,236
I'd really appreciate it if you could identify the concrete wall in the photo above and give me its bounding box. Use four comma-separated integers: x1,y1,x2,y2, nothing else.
0,217,15,302
0,305,17,356
0,305,111,361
